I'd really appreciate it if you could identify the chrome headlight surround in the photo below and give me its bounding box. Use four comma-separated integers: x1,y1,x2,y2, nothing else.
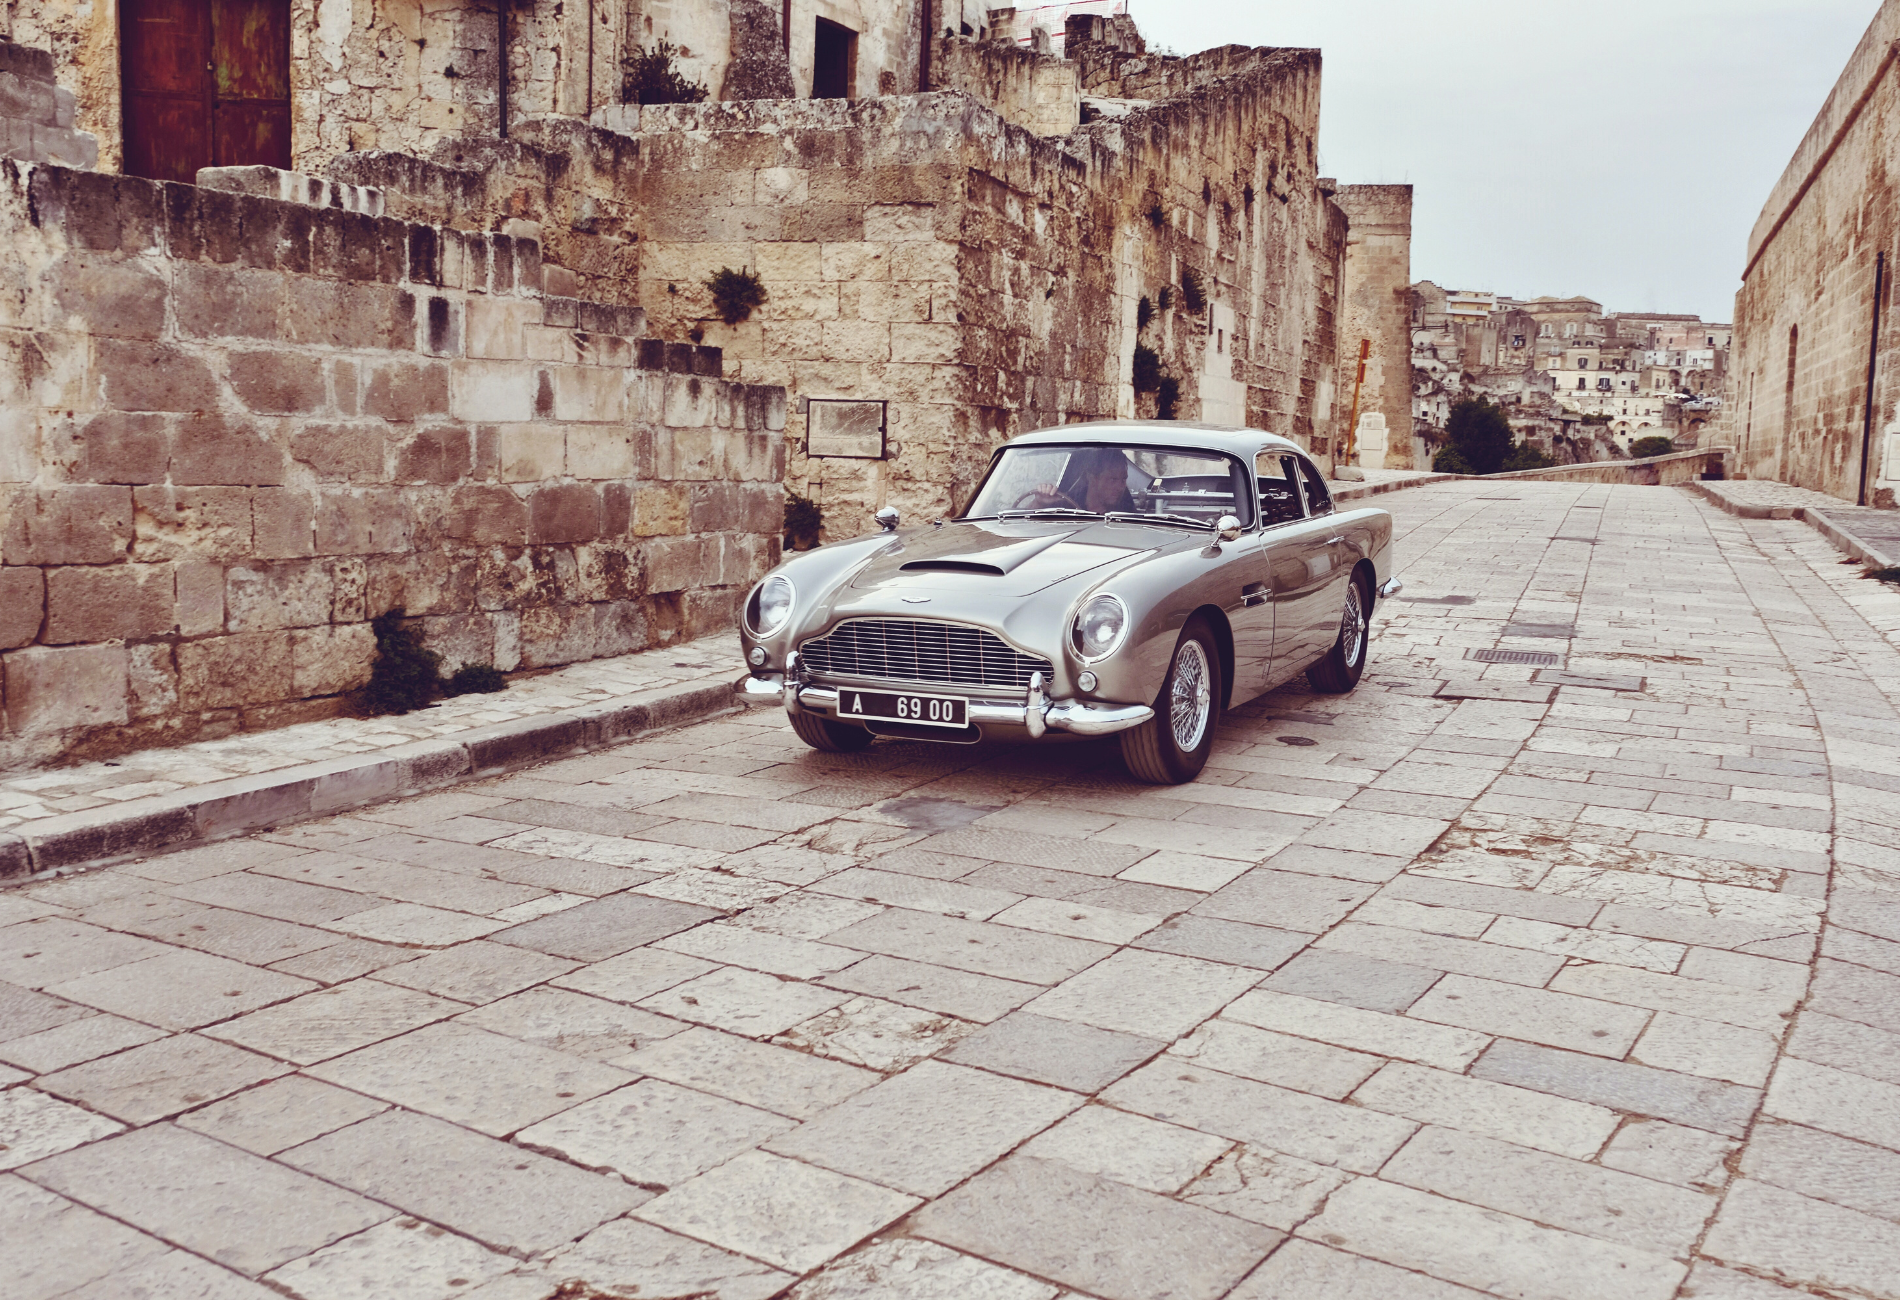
746,574,796,637
1070,593,1129,663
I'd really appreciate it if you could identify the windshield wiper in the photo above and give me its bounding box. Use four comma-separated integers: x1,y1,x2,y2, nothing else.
996,507,1104,521
1106,511,1214,530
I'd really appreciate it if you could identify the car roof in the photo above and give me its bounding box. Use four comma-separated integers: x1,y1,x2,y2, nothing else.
1008,420,1309,461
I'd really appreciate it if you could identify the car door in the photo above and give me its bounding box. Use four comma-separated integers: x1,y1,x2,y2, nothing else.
1230,452,1300,700
1263,454,1349,683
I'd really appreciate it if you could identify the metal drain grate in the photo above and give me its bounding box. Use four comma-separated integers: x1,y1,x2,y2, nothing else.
1469,648,1562,666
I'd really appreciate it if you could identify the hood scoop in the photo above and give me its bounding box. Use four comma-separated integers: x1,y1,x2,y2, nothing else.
892,531,1071,576
899,559,1008,576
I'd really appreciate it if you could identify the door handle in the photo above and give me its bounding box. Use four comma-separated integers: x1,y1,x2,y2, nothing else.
1324,536,1345,546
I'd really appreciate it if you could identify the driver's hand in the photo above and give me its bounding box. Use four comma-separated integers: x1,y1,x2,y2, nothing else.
1032,482,1061,500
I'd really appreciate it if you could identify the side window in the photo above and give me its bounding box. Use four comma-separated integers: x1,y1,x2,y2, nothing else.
1294,458,1333,516
1255,451,1305,526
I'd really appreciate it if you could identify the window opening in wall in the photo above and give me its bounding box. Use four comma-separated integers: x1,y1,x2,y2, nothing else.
812,18,858,99
121,0,291,183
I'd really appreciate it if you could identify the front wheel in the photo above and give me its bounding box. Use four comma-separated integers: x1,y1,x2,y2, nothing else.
1121,617,1222,784
1307,572,1371,693
789,711,877,752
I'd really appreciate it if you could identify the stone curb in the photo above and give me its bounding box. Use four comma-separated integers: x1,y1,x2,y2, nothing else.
1684,481,1900,570
0,674,740,884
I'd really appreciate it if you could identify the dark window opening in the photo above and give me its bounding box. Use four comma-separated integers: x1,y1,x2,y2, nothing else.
121,0,290,183
812,17,857,99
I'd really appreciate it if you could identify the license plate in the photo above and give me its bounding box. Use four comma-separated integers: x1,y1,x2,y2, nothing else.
837,689,967,728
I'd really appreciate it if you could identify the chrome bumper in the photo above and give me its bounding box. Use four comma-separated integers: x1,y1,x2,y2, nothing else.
732,674,1153,737
1378,577,1404,599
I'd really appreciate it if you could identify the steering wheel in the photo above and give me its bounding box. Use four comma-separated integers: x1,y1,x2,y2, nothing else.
1013,487,1082,509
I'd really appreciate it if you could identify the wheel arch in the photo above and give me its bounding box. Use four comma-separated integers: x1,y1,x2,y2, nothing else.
1353,558,1379,607
1191,603,1237,710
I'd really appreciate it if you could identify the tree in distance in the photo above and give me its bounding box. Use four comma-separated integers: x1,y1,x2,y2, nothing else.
1629,435,1675,459
1432,396,1514,475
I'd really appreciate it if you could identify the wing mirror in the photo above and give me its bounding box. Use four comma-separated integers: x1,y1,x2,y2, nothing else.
875,506,900,532
1216,514,1243,542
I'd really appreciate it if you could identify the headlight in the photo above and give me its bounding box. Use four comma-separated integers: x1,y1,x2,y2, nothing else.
748,575,795,636
1071,594,1128,661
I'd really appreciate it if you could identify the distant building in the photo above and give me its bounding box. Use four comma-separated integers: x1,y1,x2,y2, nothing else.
1410,285,1728,462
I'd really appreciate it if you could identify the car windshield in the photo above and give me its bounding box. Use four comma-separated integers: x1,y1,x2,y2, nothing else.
963,444,1254,528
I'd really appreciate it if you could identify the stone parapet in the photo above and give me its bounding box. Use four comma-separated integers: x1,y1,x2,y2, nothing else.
0,159,783,771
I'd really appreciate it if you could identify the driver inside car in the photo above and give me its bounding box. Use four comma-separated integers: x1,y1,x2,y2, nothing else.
1027,446,1136,513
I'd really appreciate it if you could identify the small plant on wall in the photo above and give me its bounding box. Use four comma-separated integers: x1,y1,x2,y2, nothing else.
1156,376,1181,420
1132,344,1162,393
706,267,768,325
1180,266,1207,313
785,491,823,550
621,40,709,105
1136,295,1155,333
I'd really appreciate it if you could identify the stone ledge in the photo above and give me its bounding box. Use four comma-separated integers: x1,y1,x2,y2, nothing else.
1685,480,1900,570
1,673,739,883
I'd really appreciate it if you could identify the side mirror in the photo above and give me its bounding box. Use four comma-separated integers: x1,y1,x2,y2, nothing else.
875,506,899,532
1216,514,1243,542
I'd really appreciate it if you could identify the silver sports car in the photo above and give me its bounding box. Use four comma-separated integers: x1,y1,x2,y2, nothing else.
734,422,1401,783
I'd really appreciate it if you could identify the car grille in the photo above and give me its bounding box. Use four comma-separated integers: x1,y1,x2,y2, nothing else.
799,620,1053,691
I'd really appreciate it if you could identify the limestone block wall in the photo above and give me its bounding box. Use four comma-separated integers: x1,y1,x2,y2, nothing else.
590,48,1343,536
1333,184,1415,469
1727,0,1900,505
0,38,94,169
930,36,1080,137
0,160,784,770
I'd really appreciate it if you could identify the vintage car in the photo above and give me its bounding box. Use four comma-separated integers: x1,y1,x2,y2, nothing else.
734,422,1401,783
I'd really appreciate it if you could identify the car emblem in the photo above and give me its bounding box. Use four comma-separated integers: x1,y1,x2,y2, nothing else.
902,596,931,604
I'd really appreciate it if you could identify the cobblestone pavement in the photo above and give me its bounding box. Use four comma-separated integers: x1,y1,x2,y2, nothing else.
5,480,1900,1300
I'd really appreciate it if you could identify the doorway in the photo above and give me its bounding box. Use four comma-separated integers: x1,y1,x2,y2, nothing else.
121,0,291,183
812,17,857,99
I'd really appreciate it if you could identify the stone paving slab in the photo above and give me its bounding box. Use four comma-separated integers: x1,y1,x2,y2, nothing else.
3,481,1900,1298
0,633,745,880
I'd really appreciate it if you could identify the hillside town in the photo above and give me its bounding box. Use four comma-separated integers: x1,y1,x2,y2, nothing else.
0,2,1898,1300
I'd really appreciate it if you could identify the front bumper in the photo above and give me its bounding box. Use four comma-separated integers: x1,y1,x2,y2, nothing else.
732,673,1154,739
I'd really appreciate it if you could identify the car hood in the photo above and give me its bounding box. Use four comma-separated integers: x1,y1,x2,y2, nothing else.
846,519,1166,597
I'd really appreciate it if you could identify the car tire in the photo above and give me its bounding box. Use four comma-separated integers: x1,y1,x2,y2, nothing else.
789,711,878,752
1307,571,1371,694
1121,616,1222,784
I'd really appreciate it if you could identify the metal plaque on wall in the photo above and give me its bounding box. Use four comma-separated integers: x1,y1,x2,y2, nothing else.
807,399,887,458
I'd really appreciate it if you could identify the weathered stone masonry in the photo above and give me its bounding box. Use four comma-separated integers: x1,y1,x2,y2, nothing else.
0,159,786,770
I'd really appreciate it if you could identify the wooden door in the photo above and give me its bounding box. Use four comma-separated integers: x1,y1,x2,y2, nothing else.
122,0,290,183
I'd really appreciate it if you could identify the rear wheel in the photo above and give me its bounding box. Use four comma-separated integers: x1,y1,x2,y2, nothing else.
789,711,877,752
1121,617,1222,784
1307,572,1371,693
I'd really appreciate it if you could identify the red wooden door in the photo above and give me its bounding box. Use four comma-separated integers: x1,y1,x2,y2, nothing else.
122,0,289,183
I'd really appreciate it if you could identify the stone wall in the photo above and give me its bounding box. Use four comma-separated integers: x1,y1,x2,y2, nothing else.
931,35,1080,137
1332,184,1414,469
0,159,785,771
587,44,1342,534
1726,0,1900,505
0,38,93,169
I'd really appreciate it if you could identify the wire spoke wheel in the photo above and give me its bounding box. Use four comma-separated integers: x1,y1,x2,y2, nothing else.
1340,583,1367,667
1169,639,1212,751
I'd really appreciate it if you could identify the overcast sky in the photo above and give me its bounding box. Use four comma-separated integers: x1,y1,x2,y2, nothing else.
1132,0,1878,323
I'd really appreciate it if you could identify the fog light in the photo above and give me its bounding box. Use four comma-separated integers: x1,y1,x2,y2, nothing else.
748,647,767,667
1078,670,1098,692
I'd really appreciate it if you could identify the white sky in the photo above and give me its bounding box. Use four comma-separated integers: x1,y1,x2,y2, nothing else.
1132,0,1879,323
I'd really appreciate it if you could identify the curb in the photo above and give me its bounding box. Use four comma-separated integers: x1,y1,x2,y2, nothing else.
1684,481,1900,569
0,675,739,884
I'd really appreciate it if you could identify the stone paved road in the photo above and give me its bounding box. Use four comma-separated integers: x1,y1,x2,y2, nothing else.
4,481,1900,1300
